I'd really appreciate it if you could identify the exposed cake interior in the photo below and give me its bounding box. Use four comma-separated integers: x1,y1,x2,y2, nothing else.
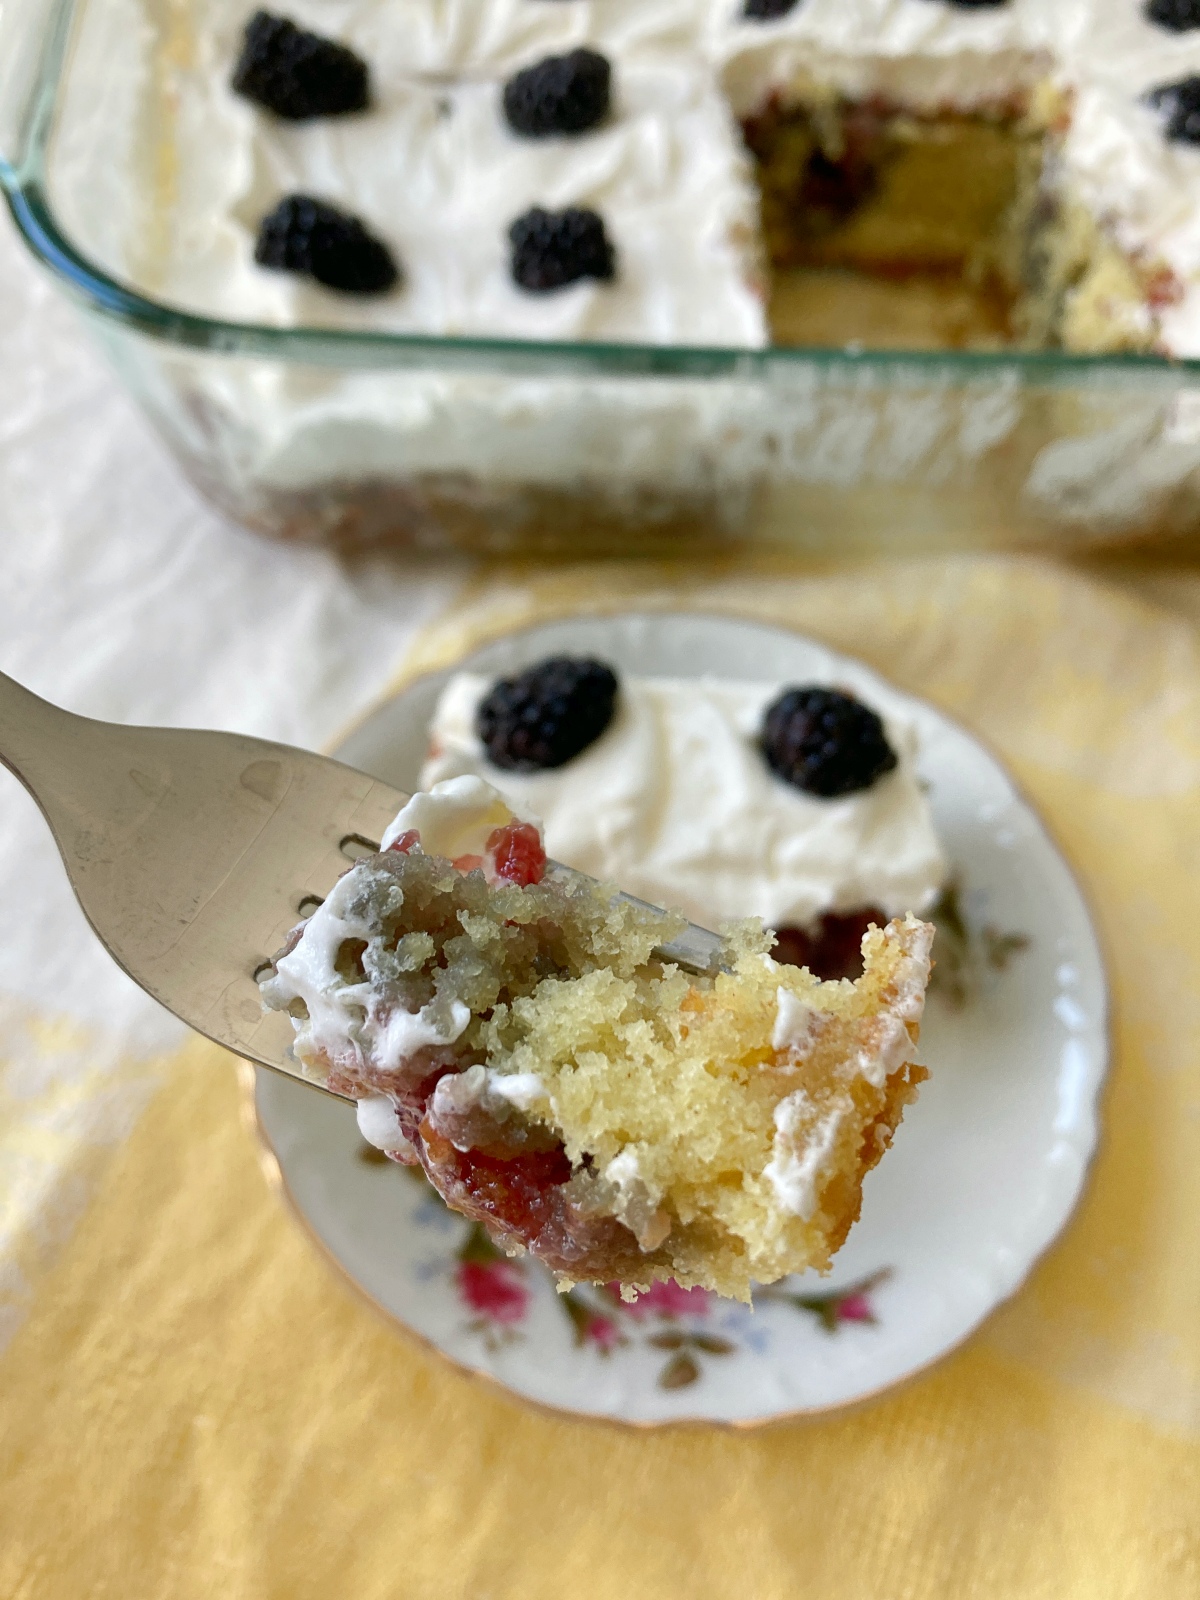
746,86,1160,354
261,778,933,1300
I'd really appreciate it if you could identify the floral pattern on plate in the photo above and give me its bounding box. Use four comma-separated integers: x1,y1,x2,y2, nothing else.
394,1159,896,1390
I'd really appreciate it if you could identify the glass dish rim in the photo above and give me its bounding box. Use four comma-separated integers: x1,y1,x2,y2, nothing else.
6,0,1200,381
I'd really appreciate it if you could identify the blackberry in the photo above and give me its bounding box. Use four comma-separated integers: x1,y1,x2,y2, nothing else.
760,686,898,799
254,195,399,294
509,207,615,292
476,657,619,772
232,11,369,120
742,0,802,17
503,48,611,138
1145,0,1200,29
1147,74,1200,142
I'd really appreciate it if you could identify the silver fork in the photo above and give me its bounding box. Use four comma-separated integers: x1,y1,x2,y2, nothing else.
0,672,726,1098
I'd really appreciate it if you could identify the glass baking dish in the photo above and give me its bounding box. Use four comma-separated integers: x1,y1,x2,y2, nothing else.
4,0,1199,558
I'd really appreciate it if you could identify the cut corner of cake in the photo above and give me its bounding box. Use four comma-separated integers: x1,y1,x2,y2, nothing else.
260,776,934,1302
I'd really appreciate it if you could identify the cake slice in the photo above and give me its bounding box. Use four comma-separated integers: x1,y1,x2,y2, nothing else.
261,777,932,1300
419,656,948,982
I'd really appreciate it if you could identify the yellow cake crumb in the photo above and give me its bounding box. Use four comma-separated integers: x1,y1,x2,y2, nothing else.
483,915,931,1300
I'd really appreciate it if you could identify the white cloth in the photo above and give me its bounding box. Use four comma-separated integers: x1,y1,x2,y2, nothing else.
0,216,461,1338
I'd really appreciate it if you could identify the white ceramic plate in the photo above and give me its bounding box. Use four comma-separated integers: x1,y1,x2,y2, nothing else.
254,612,1108,1427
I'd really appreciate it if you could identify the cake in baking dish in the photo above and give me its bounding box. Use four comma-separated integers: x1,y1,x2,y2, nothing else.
259,776,933,1300
183,0,1200,354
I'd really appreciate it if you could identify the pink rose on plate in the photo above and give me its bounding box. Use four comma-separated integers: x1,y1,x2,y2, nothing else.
456,1259,529,1325
582,1314,620,1352
834,1293,875,1325
619,1280,714,1319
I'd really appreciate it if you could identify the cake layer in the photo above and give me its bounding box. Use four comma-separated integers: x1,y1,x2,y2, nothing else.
744,99,1035,278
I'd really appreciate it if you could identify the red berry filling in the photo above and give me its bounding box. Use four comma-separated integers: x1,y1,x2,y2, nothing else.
419,1122,644,1276
485,821,546,886
336,1057,644,1275
772,907,885,982
387,828,420,854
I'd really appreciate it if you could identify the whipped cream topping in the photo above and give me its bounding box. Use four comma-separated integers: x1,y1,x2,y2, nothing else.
381,774,538,863
262,861,471,1074
427,1061,548,1146
213,364,768,497
76,0,764,345
356,1092,412,1154
420,671,948,931
264,777,536,1075
713,0,1059,116
771,987,822,1056
488,1070,546,1112
764,1089,846,1223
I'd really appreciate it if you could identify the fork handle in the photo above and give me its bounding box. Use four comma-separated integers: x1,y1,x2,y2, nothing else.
0,671,146,855
0,671,82,802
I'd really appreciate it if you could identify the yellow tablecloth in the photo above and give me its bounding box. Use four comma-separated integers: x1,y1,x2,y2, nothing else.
2,552,1198,1599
